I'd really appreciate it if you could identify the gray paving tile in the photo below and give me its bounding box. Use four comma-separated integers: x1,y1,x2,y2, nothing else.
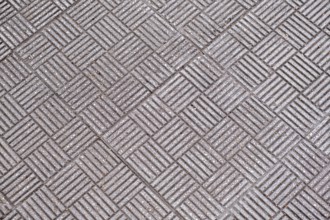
0,0,330,219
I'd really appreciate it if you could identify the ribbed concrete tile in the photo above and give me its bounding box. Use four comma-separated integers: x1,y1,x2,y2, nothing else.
1,0,330,219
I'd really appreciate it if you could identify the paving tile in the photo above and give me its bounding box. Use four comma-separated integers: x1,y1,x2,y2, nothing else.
0,0,330,219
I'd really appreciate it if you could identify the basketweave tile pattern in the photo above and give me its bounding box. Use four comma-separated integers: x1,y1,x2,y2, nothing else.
0,0,330,219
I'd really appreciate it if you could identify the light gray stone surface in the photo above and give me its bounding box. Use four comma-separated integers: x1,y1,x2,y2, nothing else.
0,0,330,219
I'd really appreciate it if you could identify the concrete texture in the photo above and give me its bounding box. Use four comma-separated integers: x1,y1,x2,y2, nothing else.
0,0,330,219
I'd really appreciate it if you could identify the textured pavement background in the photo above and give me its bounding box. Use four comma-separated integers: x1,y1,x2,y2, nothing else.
0,0,330,219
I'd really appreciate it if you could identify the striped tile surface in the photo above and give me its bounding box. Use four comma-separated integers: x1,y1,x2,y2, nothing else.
0,0,330,219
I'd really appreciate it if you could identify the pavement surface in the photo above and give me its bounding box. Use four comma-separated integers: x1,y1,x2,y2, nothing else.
0,0,330,219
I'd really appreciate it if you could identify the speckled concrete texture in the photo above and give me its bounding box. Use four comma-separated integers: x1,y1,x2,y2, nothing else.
0,0,330,219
